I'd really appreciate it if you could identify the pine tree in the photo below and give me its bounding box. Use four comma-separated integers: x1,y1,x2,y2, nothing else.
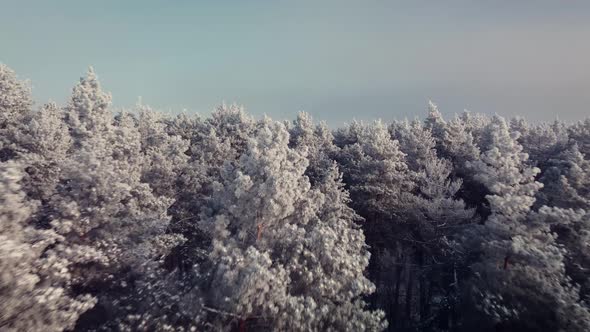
515,119,569,167
568,118,590,157
40,69,184,329
0,162,95,332
200,117,385,331
538,207,590,306
537,143,590,210
462,115,590,331
463,114,542,327
460,110,490,148
424,100,446,149
289,112,338,186
14,103,72,204
390,119,437,170
165,104,256,276
536,143,590,305
334,120,418,330
136,103,190,198
63,67,112,148
389,119,475,329
0,64,33,161
440,114,480,173
334,120,413,223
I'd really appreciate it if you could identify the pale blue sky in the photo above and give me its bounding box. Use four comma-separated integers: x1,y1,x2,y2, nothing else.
2,0,589,125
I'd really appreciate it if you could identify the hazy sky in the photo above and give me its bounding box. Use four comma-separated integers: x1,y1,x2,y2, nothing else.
2,0,589,125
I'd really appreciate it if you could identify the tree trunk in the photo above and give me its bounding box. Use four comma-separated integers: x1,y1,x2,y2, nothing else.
392,262,403,328
405,259,414,328
418,250,427,322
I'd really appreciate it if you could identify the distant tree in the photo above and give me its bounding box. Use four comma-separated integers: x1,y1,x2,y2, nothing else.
289,112,338,186
440,114,480,173
513,118,569,167
135,103,190,198
459,110,490,148
537,143,590,210
424,100,447,152
568,118,590,157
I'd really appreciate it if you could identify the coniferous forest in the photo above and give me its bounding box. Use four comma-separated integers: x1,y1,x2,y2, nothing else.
1,64,590,332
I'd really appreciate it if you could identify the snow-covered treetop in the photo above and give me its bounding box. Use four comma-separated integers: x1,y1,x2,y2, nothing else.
64,67,113,142
0,64,32,126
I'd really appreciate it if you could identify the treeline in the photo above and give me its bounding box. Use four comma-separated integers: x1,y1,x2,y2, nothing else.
0,64,589,331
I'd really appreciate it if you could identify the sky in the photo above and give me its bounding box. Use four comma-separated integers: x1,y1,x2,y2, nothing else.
1,0,589,126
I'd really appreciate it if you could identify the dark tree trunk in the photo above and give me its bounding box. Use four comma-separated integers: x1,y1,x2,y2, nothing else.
392,262,403,328
418,250,427,322
405,261,414,328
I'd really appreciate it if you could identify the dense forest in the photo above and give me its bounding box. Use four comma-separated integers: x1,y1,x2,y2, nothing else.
1,64,589,332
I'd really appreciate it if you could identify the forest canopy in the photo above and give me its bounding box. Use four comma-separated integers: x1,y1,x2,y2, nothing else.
1,64,589,331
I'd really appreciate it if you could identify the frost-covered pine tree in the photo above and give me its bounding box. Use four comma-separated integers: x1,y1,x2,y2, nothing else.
498,206,590,331
424,101,446,148
200,117,385,331
514,119,569,167
199,103,257,164
161,112,207,222
393,118,475,237
40,69,184,329
334,120,413,222
16,102,72,203
165,104,256,272
459,110,490,148
136,103,190,198
462,115,590,331
537,207,590,307
463,114,542,293
289,112,338,186
164,112,203,145
536,143,590,306
0,162,95,332
389,119,475,329
439,113,480,172
334,120,420,330
0,64,33,161
568,118,590,157
171,104,257,222
333,120,414,268
63,67,112,148
0,64,32,121
537,143,590,210
390,119,437,170
19,102,71,159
